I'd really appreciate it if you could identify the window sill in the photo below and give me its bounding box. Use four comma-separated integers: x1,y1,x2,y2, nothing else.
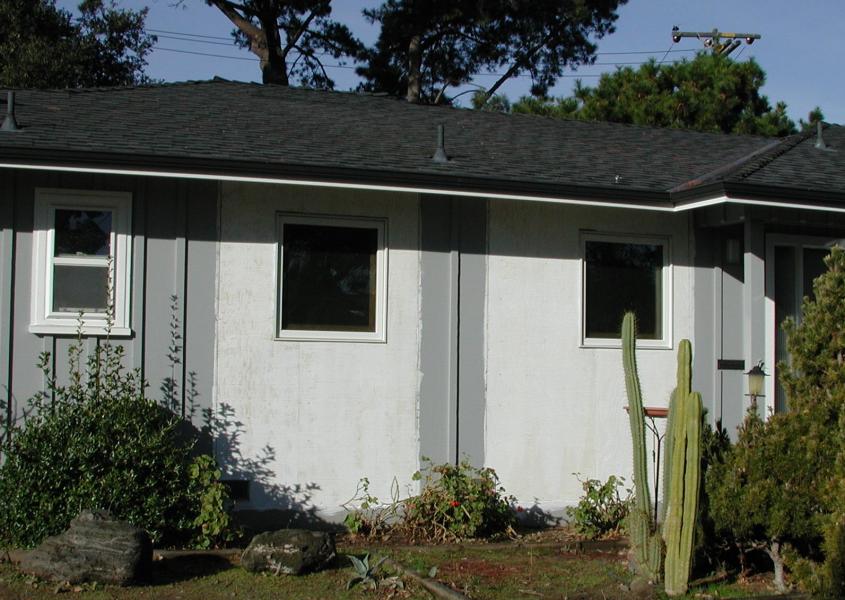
275,330,386,343
29,323,133,338
580,338,673,350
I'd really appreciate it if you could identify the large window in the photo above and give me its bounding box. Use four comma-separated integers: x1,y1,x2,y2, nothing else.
276,214,387,342
581,233,671,347
31,189,132,336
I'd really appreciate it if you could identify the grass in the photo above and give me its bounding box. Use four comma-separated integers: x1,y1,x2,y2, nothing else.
0,542,790,600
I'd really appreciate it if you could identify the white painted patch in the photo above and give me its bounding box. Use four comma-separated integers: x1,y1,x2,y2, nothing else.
484,201,694,512
213,182,421,517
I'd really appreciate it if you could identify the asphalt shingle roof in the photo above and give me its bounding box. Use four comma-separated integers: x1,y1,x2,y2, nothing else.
0,80,842,205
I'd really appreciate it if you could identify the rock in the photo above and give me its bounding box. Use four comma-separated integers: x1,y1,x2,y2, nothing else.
18,510,152,586
241,529,335,575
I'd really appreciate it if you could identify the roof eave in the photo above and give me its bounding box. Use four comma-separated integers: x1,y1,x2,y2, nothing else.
0,146,675,210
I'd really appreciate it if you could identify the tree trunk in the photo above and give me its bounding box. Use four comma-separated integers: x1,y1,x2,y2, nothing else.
406,33,422,103
259,13,288,85
766,540,787,593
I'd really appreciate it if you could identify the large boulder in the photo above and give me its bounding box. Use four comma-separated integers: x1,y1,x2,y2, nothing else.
18,510,152,585
241,529,335,575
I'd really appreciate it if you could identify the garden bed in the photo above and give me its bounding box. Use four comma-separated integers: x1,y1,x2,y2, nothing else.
0,530,802,599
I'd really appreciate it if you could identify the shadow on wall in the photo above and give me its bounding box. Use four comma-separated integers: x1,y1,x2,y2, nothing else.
156,295,335,533
199,401,339,534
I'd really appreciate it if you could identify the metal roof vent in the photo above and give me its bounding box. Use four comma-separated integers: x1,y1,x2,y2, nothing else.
432,124,449,163
1,92,20,132
815,121,834,151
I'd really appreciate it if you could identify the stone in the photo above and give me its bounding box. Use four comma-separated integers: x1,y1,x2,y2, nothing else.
241,529,336,575
18,510,152,586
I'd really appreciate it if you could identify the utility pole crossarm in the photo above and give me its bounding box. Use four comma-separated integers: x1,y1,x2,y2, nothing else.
671,27,761,56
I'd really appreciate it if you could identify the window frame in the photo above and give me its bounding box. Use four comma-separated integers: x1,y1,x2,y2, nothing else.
30,189,133,337
275,212,388,343
580,232,672,349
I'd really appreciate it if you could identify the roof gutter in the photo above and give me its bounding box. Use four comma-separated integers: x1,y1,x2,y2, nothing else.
0,149,677,212
2,150,845,215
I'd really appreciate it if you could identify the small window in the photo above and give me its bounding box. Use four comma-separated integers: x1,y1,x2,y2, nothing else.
581,234,671,347
276,214,387,342
31,190,132,336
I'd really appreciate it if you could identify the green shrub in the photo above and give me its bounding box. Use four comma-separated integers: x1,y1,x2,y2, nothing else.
706,410,824,592
565,474,630,539
0,337,232,549
402,458,516,543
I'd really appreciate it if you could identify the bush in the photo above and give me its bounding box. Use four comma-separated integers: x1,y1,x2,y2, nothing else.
0,337,232,549
565,474,630,539
779,247,845,595
402,459,516,543
706,411,823,592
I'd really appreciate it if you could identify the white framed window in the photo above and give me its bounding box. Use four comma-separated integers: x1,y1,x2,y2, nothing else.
30,189,133,336
581,232,672,348
276,213,388,342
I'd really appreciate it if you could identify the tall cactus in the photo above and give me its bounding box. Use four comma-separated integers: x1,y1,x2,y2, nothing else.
621,313,663,581
663,340,702,596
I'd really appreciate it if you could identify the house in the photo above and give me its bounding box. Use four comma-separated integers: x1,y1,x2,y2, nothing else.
1,81,844,523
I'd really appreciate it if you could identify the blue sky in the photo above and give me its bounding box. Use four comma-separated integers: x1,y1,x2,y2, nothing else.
58,0,844,124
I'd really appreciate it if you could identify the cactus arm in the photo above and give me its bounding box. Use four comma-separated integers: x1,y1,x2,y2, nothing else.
678,392,702,589
663,341,702,597
660,389,676,526
622,313,652,519
622,312,662,581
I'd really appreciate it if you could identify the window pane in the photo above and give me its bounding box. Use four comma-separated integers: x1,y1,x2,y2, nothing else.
282,223,378,332
585,241,663,339
52,265,109,313
54,210,112,257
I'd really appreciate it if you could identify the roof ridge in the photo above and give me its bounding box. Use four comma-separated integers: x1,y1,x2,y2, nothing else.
669,129,814,193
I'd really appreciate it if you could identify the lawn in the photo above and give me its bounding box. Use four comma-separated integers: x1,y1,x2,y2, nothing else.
0,537,792,600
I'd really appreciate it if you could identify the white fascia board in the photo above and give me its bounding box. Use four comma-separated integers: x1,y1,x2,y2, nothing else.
0,161,675,212
4,161,845,214
675,194,845,214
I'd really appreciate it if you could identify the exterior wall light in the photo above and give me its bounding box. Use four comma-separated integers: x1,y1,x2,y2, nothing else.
745,361,767,408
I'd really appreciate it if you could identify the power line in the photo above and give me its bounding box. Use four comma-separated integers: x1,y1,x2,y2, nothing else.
156,47,257,62
155,33,236,47
149,28,232,41
155,46,684,72
150,27,699,58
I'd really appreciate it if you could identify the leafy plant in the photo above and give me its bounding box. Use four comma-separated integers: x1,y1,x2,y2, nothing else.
346,553,391,591
402,458,516,543
566,474,631,539
189,455,236,549
706,409,825,593
340,477,401,538
0,326,232,548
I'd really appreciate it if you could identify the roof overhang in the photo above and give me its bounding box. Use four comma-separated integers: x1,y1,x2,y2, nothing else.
2,148,844,214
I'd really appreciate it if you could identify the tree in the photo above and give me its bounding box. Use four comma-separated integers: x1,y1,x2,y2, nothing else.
0,0,155,88
358,0,626,104
203,0,361,87
707,249,845,595
510,53,798,136
706,412,823,592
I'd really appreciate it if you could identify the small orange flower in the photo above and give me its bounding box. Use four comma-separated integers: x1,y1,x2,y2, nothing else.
450,500,460,507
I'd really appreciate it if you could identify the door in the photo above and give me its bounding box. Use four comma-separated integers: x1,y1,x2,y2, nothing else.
765,235,842,413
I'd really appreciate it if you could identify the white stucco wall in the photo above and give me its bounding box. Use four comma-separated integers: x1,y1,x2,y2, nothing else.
214,182,421,518
484,201,694,515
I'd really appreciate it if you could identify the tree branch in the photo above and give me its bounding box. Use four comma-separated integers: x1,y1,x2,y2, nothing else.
478,34,554,104
207,0,262,41
284,9,318,55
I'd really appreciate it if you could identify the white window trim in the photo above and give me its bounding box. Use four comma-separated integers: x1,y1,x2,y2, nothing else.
275,212,388,343
580,232,673,349
30,189,133,337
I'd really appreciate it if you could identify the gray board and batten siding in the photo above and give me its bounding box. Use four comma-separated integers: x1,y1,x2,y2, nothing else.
418,194,487,467
0,169,218,446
